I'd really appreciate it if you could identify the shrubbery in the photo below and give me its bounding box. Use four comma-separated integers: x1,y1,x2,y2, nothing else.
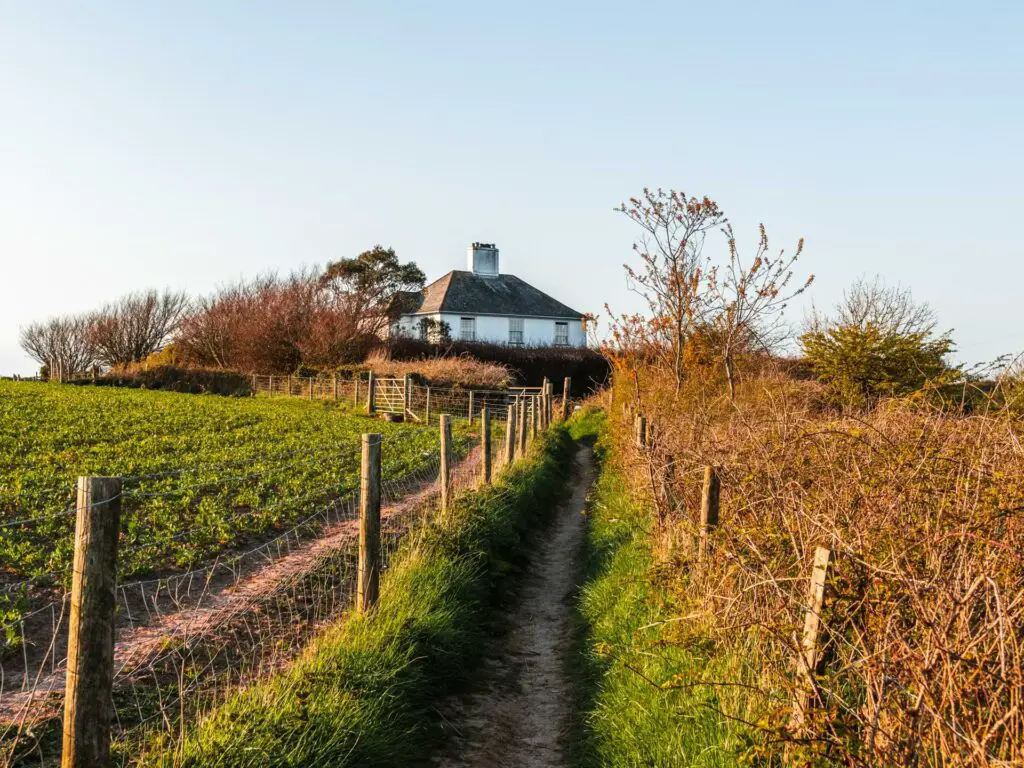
799,278,954,405
69,365,253,396
382,338,610,394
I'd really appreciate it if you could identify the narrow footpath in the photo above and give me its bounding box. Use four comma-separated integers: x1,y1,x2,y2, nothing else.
434,444,596,768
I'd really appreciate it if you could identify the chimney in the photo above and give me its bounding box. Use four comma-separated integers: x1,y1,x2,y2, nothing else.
467,242,499,276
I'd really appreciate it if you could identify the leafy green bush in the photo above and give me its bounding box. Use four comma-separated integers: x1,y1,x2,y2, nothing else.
799,278,954,405
800,322,953,404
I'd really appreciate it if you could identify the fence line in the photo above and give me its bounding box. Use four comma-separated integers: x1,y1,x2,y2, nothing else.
1,397,555,767
250,373,555,428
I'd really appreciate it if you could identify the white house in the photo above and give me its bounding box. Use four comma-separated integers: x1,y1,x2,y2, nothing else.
389,243,587,347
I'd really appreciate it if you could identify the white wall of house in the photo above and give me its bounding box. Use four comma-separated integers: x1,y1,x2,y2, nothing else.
392,312,585,348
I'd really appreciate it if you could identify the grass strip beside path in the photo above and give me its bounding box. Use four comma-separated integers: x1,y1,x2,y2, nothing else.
136,427,574,767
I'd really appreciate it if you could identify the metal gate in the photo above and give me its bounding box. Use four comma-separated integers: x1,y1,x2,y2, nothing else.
372,377,421,421
373,377,405,414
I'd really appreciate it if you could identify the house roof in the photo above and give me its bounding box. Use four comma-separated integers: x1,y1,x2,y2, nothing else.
395,271,585,320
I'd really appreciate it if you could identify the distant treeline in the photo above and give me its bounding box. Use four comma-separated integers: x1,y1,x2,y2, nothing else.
20,245,607,390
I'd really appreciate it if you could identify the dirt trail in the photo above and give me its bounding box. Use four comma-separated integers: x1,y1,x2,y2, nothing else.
434,445,596,768
0,446,484,725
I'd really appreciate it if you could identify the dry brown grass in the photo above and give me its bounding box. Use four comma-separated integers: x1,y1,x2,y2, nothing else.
362,350,513,389
612,362,1024,766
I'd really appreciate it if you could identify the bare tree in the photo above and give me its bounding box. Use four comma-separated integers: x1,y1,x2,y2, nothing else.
616,189,726,390
19,315,96,380
88,289,191,367
806,276,937,337
709,223,813,401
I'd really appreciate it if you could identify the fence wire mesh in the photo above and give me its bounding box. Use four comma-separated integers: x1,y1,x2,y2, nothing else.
0,408,541,767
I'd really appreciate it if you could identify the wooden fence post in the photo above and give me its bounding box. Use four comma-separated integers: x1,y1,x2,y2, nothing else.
635,415,648,447
529,396,537,440
440,414,452,518
468,391,475,424
698,465,720,563
308,377,314,400
251,373,257,393
480,407,491,485
425,386,432,424
268,374,273,396
403,374,412,416
367,372,376,414
518,398,528,456
62,476,122,768
357,434,382,612
333,373,339,401
353,374,360,407
504,403,517,466
793,546,834,730
562,377,571,420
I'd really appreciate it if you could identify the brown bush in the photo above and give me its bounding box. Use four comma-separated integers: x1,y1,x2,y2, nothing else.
381,337,609,394
612,361,1024,765
354,350,512,389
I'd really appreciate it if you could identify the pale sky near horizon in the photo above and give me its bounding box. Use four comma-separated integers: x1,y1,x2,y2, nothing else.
2,2,1022,375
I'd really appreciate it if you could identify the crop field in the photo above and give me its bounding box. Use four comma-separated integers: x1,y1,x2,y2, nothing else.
0,381,452,589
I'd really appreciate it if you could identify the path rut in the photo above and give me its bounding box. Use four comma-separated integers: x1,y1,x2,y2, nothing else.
434,444,596,768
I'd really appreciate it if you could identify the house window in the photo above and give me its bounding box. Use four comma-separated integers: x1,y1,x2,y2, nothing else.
460,317,476,341
508,317,524,346
554,321,569,347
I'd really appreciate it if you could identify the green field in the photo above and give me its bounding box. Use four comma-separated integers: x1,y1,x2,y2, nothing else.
0,381,451,586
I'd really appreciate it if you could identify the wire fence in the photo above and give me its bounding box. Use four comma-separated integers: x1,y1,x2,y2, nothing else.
250,372,555,426
0,401,546,767
623,398,1024,766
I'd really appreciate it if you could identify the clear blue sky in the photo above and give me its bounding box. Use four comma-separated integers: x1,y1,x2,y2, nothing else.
2,1,1022,374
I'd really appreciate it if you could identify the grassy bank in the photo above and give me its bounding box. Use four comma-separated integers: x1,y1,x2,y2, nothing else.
570,413,755,768
134,426,574,767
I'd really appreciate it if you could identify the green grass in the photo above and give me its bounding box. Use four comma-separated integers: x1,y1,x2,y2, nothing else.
130,426,574,767
0,381,460,583
569,415,757,768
